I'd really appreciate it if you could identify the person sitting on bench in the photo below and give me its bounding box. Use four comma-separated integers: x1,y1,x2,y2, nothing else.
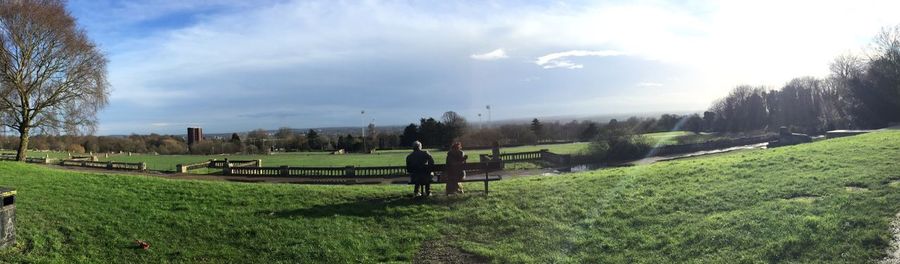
406,141,435,197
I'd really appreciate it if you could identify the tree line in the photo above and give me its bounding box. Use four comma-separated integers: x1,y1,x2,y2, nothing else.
705,26,900,134
1,110,709,155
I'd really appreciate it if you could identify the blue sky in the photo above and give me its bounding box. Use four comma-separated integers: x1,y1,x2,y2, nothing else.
66,0,900,135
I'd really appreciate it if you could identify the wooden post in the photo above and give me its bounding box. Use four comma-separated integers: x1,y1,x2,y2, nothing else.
223,159,231,175
280,166,289,176
345,166,355,177
484,162,489,195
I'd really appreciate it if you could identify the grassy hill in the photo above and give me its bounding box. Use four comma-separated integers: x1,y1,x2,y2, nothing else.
0,131,898,263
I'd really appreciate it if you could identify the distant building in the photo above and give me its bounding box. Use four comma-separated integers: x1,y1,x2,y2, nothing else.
187,127,203,145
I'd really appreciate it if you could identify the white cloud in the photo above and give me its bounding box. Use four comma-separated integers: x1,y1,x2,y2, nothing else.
470,48,508,60
637,82,664,87
535,50,624,69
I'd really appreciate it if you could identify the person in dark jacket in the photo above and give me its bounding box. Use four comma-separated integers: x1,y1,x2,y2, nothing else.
491,141,502,161
406,141,435,197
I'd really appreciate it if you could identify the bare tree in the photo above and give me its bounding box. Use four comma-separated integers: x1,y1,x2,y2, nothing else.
441,111,467,145
0,0,108,161
829,53,865,80
871,25,900,62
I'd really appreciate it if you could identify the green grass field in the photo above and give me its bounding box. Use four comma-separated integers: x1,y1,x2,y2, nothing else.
0,131,898,262
642,131,725,146
642,131,692,145
0,151,72,160
96,142,592,171
4,132,716,172
93,132,706,171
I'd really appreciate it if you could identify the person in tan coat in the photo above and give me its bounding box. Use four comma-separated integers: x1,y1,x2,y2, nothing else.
444,142,467,194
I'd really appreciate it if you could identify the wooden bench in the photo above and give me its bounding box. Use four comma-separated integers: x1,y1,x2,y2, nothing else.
407,161,503,194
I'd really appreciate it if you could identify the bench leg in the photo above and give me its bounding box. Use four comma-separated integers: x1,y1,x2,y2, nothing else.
484,171,489,195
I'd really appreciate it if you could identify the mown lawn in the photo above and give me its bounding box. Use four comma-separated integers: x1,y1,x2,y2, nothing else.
95,142,591,171
641,131,727,146
0,151,72,160
0,131,898,263
642,131,692,145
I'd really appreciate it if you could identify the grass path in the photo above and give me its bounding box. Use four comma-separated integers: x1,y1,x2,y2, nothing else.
0,131,898,262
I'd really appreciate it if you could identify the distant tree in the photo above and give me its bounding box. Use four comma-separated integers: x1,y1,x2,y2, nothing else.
82,135,99,153
306,129,321,150
530,118,544,140
274,127,295,150
418,118,443,147
656,114,680,131
274,127,294,138
459,127,502,146
399,123,418,147
65,143,85,154
0,0,110,161
247,129,271,154
842,26,900,127
157,138,187,154
684,114,703,134
777,78,825,132
499,124,537,145
339,134,357,151
702,111,716,132
230,133,242,144
441,111,467,145
579,122,600,141
245,144,259,154
607,119,618,130
708,85,768,132
376,133,400,149
293,135,309,151
828,55,865,127
336,135,345,150
365,122,377,151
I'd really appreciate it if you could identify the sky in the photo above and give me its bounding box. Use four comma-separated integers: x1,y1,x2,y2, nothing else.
65,0,900,135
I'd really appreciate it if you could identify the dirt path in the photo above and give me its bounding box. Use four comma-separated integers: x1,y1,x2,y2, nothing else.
413,236,488,264
882,212,900,264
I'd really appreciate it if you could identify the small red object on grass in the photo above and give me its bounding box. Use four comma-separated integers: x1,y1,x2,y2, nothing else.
134,240,150,250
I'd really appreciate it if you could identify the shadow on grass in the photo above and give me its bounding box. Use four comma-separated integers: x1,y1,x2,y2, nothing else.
263,195,473,219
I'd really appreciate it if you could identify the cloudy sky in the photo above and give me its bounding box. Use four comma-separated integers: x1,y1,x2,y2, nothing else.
66,0,900,135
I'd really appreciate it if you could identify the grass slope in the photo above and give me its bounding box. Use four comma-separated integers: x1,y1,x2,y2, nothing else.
0,131,898,263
